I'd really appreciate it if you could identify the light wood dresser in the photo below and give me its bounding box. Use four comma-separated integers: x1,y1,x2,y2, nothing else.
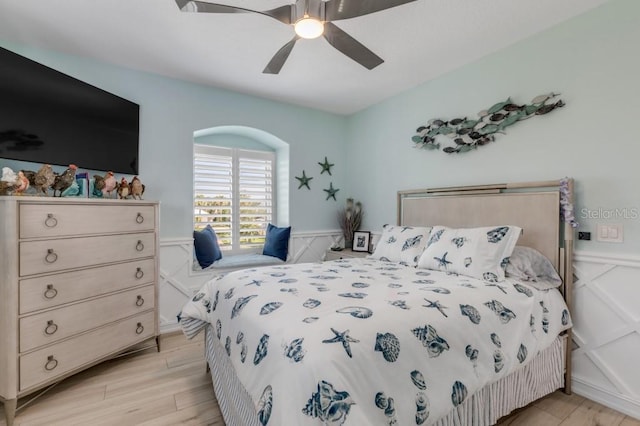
0,197,159,426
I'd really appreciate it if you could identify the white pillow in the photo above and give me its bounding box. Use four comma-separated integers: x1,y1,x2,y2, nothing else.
417,225,521,282
369,224,432,266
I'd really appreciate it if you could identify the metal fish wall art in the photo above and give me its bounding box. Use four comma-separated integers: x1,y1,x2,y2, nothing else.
412,93,565,154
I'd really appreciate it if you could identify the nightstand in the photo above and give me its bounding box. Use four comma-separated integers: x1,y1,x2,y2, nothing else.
324,248,370,261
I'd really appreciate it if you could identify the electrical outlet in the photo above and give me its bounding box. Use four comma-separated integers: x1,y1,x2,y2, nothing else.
578,232,591,241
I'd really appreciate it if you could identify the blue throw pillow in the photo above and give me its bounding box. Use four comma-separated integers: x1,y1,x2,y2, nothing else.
193,225,222,268
262,223,291,261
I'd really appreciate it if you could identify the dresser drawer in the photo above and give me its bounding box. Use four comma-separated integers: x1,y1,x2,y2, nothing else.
20,285,155,352
20,204,155,239
20,310,155,391
19,258,155,314
19,232,155,276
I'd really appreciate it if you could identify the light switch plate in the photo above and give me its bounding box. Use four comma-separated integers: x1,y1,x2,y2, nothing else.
596,223,623,243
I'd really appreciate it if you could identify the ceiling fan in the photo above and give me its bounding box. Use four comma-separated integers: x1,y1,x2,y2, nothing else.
174,0,418,74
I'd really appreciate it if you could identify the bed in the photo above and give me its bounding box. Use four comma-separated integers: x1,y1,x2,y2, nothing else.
180,179,575,426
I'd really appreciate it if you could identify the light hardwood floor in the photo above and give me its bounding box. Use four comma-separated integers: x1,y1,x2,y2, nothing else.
1,333,638,426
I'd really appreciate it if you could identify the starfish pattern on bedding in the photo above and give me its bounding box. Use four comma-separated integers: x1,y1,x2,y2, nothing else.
422,299,449,317
434,252,452,269
322,328,360,358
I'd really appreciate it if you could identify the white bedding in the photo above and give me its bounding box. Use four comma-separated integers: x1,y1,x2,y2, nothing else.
180,258,571,425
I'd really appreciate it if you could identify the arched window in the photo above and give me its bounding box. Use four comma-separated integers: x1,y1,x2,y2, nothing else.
193,126,289,254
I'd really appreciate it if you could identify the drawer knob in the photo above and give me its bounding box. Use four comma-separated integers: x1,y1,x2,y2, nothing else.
45,320,58,335
44,284,58,299
136,240,144,251
136,322,144,334
136,213,144,224
135,267,144,279
136,295,145,307
45,249,58,264
45,355,58,371
44,214,58,228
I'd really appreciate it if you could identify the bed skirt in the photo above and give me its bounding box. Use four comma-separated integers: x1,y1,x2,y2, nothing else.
204,324,566,426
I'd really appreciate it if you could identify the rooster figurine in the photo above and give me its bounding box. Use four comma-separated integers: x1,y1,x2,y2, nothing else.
117,177,130,199
52,164,78,197
129,176,145,200
14,171,30,195
34,164,56,196
102,171,117,198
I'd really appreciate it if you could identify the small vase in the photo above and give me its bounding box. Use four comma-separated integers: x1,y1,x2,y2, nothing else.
344,239,353,249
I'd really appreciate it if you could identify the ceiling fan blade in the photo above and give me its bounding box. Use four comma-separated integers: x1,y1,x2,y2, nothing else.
323,22,383,70
263,36,300,74
175,1,293,25
324,0,418,21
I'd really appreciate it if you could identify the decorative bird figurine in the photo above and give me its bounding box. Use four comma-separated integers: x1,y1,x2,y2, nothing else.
14,171,30,195
92,174,105,197
129,176,145,200
117,177,130,199
102,171,117,198
52,164,78,197
34,164,56,196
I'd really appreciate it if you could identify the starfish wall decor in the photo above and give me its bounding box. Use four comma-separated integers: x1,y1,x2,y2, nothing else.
324,182,339,201
295,170,313,190
318,157,334,175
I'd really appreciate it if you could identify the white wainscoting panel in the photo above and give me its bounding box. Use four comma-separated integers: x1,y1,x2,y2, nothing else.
159,230,342,333
572,250,640,420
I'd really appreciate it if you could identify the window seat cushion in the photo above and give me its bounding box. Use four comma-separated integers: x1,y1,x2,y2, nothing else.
193,253,285,272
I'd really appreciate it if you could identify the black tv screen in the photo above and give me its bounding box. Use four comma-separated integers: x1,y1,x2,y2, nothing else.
0,46,139,174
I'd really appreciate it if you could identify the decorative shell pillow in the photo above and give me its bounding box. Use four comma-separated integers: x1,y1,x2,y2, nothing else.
369,224,432,266
417,225,522,282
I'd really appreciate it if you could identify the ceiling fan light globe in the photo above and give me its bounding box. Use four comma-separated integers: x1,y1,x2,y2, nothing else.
294,17,324,39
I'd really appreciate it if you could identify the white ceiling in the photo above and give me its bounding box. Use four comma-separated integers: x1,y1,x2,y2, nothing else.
0,0,610,115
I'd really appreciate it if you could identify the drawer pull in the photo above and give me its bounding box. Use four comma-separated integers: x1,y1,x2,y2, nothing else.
136,213,144,224
136,240,144,251
45,320,58,335
136,322,144,334
136,295,145,307
44,213,58,228
44,284,58,299
45,355,58,371
45,249,58,263
135,267,144,279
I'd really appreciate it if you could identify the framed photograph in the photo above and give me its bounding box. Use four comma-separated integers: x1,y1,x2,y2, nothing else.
352,231,371,252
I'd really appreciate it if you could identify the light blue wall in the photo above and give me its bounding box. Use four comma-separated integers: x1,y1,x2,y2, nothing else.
0,42,348,237
346,0,640,254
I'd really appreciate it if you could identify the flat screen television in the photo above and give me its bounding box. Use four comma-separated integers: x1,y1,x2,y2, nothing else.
0,46,140,174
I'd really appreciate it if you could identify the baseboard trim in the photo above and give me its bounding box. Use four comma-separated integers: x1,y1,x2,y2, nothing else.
572,376,640,420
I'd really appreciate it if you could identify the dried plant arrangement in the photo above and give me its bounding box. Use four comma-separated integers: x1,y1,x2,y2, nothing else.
337,198,363,248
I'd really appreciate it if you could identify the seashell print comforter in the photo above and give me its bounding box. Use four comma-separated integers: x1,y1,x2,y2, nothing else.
180,258,571,426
